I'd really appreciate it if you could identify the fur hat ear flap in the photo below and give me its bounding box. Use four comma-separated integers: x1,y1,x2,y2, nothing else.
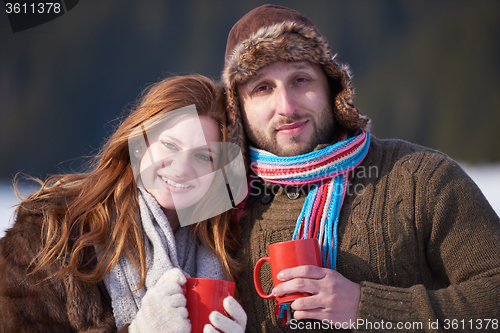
226,87,249,167
324,62,371,132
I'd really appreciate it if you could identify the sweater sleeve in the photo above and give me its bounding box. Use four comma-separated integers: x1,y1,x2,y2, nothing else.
356,156,500,332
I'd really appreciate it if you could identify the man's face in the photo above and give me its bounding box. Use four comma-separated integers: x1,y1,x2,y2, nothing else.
236,61,335,156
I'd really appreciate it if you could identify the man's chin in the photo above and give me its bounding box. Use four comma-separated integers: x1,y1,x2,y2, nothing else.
268,140,315,157
247,128,320,156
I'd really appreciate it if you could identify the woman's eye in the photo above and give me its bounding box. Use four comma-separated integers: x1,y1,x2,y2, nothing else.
195,153,213,162
162,141,178,151
295,77,307,83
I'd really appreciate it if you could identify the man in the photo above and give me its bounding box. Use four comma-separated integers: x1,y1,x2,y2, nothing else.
222,4,500,332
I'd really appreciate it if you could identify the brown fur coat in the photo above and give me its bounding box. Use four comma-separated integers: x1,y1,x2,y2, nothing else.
0,199,119,332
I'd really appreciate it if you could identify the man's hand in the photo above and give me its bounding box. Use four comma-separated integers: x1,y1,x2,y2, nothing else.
272,265,360,324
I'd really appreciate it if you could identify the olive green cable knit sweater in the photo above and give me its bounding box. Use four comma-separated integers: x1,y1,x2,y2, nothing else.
237,137,500,333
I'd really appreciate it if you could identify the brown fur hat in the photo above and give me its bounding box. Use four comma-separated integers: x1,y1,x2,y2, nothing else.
222,4,370,157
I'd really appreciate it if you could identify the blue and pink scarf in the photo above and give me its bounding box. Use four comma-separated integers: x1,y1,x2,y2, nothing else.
250,130,370,269
249,130,370,323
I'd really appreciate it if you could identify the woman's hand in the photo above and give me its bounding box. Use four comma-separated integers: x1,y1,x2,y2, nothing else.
129,268,191,333
203,296,247,333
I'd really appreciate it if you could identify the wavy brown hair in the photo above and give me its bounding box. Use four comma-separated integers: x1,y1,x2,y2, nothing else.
15,75,241,286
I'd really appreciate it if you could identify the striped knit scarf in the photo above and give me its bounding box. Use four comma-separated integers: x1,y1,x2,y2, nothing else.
250,130,370,324
249,130,370,270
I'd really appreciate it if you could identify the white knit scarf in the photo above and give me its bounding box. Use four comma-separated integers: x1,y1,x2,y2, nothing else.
102,188,224,330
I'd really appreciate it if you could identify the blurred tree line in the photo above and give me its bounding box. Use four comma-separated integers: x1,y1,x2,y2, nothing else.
0,0,499,180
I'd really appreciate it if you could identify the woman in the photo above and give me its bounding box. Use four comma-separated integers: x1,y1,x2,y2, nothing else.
0,75,247,332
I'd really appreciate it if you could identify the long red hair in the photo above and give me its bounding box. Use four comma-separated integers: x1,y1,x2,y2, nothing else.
15,75,240,285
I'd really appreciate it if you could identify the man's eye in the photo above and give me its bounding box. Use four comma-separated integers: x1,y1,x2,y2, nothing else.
255,85,270,93
295,77,307,83
162,141,178,151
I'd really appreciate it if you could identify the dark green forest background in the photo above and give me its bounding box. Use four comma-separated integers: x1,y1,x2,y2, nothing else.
1,0,499,180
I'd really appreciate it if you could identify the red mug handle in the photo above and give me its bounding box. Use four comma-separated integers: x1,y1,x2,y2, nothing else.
253,256,274,299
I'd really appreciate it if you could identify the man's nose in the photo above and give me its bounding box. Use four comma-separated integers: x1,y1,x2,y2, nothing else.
275,85,298,117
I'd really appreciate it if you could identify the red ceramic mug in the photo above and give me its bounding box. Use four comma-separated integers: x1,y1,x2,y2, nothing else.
253,238,321,304
185,278,236,333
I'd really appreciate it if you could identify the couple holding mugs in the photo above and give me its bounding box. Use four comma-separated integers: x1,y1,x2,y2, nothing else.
2,4,499,333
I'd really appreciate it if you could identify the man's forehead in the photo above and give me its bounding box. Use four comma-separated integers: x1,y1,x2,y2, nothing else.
239,61,315,87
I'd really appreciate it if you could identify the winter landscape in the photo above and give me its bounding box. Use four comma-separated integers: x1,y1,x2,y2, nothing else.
1,163,499,238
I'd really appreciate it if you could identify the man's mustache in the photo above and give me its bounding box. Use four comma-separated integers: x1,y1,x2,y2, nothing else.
273,115,309,128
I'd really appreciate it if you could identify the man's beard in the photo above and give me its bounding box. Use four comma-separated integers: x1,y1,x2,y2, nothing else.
243,107,336,157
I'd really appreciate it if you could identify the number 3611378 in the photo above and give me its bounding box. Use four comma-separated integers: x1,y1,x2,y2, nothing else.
5,3,61,14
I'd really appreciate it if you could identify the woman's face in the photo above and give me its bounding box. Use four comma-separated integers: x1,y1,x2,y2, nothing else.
138,114,221,212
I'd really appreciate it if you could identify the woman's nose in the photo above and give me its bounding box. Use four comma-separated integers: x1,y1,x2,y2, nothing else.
169,151,192,177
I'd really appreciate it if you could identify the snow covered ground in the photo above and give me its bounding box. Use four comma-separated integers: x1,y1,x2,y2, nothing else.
0,182,29,237
1,164,499,238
